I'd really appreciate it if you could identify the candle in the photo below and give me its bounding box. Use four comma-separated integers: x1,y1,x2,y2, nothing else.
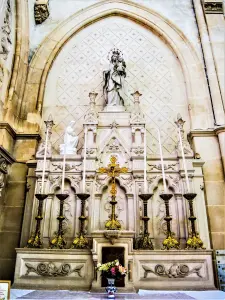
41,127,49,194
82,127,87,192
61,142,66,193
157,128,167,193
144,127,147,193
178,127,190,192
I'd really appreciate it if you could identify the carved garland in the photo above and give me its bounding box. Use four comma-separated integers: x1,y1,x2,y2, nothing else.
25,262,84,277
142,264,202,279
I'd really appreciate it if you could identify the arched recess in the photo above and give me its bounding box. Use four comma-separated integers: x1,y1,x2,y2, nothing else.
22,0,213,131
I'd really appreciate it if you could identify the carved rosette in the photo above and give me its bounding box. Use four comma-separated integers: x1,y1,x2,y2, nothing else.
34,0,50,25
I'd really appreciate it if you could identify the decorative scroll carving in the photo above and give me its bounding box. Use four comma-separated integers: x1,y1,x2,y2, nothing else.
142,264,202,279
120,175,133,190
0,154,7,173
34,0,50,25
25,262,84,277
148,163,178,171
0,0,12,61
0,173,5,197
204,2,223,14
52,162,81,172
132,146,144,156
95,175,108,193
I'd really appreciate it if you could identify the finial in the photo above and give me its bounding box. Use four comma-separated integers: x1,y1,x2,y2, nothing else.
175,113,185,129
89,91,98,102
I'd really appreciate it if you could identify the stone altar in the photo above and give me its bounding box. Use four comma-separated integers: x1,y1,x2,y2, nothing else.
14,49,214,291
14,50,215,291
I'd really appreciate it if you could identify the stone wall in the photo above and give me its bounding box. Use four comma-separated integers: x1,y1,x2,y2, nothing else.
0,163,28,281
0,0,224,284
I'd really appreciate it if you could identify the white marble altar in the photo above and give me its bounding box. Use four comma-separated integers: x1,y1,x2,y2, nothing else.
14,14,215,291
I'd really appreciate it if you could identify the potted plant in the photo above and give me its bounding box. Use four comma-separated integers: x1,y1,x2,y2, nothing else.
96,259,127,298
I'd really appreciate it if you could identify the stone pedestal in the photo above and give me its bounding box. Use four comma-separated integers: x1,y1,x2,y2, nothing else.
13,248,94,290
133,250,215,290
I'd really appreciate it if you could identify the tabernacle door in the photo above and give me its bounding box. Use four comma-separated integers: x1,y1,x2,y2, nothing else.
101,247,125,287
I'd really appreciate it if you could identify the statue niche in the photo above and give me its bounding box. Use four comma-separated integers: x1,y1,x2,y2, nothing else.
103,48,126,108
100,180,128,230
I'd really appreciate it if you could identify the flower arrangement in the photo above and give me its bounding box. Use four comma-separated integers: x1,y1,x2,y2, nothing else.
96,259,127,278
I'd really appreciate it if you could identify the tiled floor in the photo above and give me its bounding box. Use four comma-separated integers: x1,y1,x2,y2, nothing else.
10,289,225,300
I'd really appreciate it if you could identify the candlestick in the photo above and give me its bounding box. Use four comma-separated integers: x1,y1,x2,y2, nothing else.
160,193,180,250
71,193,90,249
82,127,87,192
134,193,154,250
178,127,190,192
144,127,147,193
50,193,68,249
157,128,167,193
61,143,66,193
26,193,48,248
41,127,49,194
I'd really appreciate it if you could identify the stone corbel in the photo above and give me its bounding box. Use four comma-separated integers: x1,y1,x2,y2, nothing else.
204,1,223,14
0,145,15,197
34,0,50,25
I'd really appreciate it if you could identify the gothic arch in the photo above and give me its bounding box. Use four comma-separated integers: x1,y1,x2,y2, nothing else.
23,0,213,130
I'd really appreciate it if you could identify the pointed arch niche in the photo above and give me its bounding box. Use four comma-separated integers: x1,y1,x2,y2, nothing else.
41,14,192,156
24,0,213,138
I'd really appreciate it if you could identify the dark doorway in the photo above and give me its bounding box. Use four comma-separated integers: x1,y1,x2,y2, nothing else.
101,247,125,287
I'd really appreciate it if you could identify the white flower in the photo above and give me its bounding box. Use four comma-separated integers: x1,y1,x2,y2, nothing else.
97,263,101,267
115,261,119,266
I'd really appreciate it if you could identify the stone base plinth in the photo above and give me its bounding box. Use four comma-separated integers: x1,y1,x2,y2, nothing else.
13,248,94,290
133,250,215,290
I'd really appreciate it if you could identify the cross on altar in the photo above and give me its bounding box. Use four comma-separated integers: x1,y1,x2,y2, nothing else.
99,156,128,230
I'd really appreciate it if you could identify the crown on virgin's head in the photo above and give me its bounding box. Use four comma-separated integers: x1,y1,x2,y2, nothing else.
112,48,121,56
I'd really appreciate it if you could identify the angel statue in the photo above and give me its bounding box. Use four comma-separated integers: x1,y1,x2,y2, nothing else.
60,121,79,155
103,48,126,107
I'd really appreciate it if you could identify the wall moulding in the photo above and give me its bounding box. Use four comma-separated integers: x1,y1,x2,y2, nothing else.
22,0,213,132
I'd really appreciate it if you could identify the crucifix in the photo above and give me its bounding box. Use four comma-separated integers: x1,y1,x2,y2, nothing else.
99,156,128,230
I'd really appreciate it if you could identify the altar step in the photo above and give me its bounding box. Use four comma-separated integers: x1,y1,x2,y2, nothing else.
10,289,225,299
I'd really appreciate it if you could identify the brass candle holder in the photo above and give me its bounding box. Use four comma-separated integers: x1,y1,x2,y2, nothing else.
160,193,180,250
183,193,205,249
135,193,154,250
27,193,48,248
71,193,90,249
50,193,68,249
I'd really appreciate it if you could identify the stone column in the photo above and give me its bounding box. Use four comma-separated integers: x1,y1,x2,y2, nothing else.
193,0,225,125
215,127,225,175
192,133,224,249
127,193,135,231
